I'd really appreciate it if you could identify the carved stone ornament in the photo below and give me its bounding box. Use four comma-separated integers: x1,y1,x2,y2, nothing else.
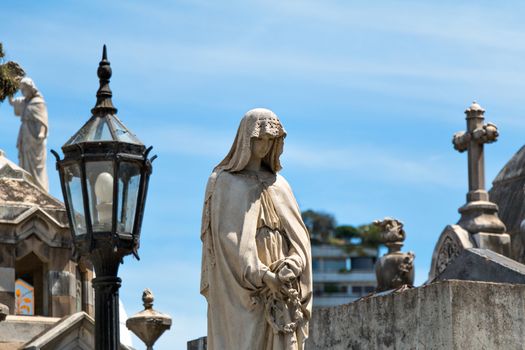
428,225,473,281
374,218,415,292
435,235,461,276
126,289,172,350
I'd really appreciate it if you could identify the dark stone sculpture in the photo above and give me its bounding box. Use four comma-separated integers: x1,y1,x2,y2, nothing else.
374,218,415,292
0,303,8,322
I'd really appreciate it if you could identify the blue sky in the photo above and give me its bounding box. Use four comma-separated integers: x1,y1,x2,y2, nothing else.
2,1,525,349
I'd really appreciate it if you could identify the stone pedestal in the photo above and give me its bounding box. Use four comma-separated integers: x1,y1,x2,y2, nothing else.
306,280,525,350
472,232,511,255
457,200,510,255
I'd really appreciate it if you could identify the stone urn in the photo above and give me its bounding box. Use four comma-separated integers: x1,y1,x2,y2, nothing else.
374,218,415,292
126,289,172,350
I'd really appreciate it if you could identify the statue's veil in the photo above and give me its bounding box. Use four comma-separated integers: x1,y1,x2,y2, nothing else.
214,108,286,174
20,77,42,98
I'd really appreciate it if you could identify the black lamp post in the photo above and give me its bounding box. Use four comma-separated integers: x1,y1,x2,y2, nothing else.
52,46,155,350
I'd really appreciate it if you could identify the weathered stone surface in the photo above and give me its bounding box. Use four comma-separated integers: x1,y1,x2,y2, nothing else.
0,315,59,343
373,218,415,292
49,271,75,297
0,303,8,321
187,336,207,350
0,312,133,350
429,225,473,281
0,267,15,292
0,151,94,319
305,280,525,350
489,144,525,263
21,312,93,350
434,248,525,284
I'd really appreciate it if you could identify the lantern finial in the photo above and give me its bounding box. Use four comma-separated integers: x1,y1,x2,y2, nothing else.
91,44,117,115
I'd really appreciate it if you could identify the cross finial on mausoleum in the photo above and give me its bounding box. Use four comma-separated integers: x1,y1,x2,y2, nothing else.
452,101,499,203
429,102,511,281
452,101,507,242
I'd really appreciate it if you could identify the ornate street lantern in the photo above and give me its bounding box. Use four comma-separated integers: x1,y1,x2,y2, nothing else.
52,45,155,350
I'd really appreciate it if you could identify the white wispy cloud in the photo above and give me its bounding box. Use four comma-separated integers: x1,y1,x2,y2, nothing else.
284,143,462,188
5,1,525,106
138,124,462,188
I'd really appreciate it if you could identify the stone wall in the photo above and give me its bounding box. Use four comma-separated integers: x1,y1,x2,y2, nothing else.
0,315,59,344
187,336,207,350
306,280,525,350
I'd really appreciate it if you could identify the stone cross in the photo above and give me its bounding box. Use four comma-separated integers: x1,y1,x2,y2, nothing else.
452,101,498,204
451,101,508,255
429,102,510,281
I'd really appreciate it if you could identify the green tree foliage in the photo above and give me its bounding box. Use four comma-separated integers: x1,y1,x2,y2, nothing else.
0,43,25,102
301,209,335,243
302,209,383,253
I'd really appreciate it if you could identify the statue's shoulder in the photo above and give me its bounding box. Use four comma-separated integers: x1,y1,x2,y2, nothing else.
274,173,292,190
213,169,236,184
205,170,245,200
215,170,254,188
28,96,46,105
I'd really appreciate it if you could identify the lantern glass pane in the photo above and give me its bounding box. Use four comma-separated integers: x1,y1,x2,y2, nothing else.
64,117,114,146
110,116,143,145
85,161,114,232
117,162,141,234
87,117,113,141
63,163,87,236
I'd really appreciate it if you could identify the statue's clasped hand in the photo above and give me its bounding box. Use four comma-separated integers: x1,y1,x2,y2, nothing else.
262,271,283,297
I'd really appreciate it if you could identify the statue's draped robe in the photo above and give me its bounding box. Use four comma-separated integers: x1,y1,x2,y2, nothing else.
201,170,312,350
11,95,48,191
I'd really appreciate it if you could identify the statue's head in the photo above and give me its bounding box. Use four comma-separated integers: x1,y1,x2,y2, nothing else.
216,108,287,173
19,77,40,99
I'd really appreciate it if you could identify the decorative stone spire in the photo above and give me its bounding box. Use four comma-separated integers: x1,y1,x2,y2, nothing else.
91,45,117,115
142,288,154,309
126,289,172,350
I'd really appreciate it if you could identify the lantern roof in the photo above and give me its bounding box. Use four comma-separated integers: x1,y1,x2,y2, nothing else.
63,45,143,148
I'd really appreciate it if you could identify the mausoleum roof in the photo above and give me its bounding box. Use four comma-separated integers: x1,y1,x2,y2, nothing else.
0,149,66,225
489,144,525,234
0,149,37,184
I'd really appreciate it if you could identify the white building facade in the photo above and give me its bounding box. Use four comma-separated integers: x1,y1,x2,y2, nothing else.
312,245,378,307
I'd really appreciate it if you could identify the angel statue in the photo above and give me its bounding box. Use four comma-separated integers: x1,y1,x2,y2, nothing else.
8,77,48,191
200,108,313,350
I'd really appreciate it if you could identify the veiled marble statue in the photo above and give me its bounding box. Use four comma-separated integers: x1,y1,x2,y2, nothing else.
8,77,48,191
200,108,312,350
